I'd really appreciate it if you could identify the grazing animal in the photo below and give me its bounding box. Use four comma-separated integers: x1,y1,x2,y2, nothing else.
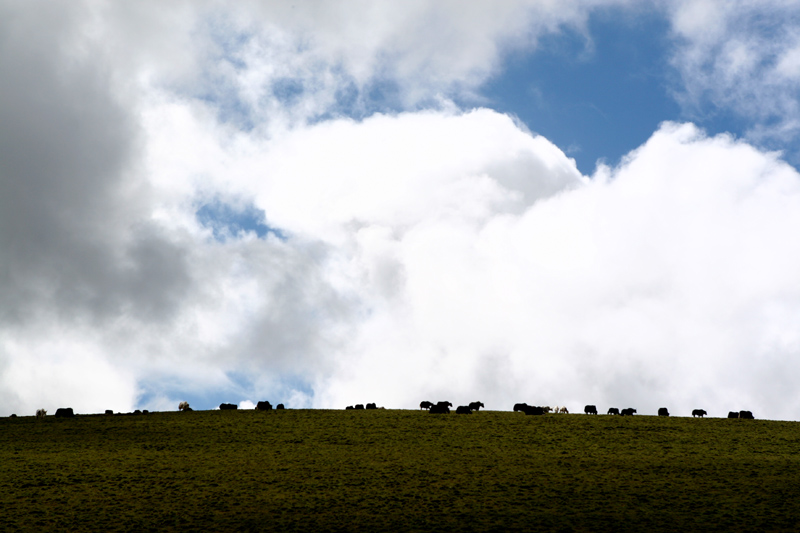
456,405,472,414
559,406,569,414
36,409,47,418
658,408,670,417
429,403,450,414
55,408,74,418
354,404,365,410
276,404,285,410
692,409,707,418
584,405,598,415
219,403,238,410
469,401,484,411
178,401,190,411
420,401,434,410
620,408,637,416
542,406,552,414
607,408,620,415
10,414,17,418
366,403,377,409
739,410,755,419
256,401,273,411
728,411,739,419
513,403,528,412
523,405,544,415
105,410,113,415
345,405,354,410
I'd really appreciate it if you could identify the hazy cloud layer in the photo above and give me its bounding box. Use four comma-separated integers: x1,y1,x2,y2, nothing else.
2,1,800,420
668,0,800,152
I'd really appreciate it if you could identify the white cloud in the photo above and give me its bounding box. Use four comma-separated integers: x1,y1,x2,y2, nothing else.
314,122,800,419
3,331,138,415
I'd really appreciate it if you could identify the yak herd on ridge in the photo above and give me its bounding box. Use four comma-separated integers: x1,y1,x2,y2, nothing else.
416,401,755,419
9,401,755,419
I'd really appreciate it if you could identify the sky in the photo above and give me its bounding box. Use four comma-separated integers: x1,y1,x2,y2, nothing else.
3,1,800,419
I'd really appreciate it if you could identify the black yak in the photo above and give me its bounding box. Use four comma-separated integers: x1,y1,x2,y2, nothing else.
429,403,450,414
584,405,598,415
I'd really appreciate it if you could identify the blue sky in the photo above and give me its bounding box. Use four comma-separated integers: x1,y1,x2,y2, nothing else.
481,8,682,173
196,199,284,241
480,6,793,175
4,2,800,419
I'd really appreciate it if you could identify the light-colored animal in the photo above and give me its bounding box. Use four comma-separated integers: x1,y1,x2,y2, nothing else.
559,407,568,414
36,409,47,418
178,401,190,411
553,406,560,413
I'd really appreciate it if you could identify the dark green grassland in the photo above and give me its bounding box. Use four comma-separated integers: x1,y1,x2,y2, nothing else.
2,409,799,532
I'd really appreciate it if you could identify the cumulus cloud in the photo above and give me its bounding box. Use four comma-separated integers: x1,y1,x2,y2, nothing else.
135,98,584,407
138,93,800,418
312,122,800,419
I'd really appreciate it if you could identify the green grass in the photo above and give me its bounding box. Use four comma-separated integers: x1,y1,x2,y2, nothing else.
2,410,799,532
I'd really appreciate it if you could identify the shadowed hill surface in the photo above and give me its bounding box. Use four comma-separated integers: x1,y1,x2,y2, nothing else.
1,410,799,531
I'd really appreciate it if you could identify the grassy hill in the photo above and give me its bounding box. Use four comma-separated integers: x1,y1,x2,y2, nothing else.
2,409,799,532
